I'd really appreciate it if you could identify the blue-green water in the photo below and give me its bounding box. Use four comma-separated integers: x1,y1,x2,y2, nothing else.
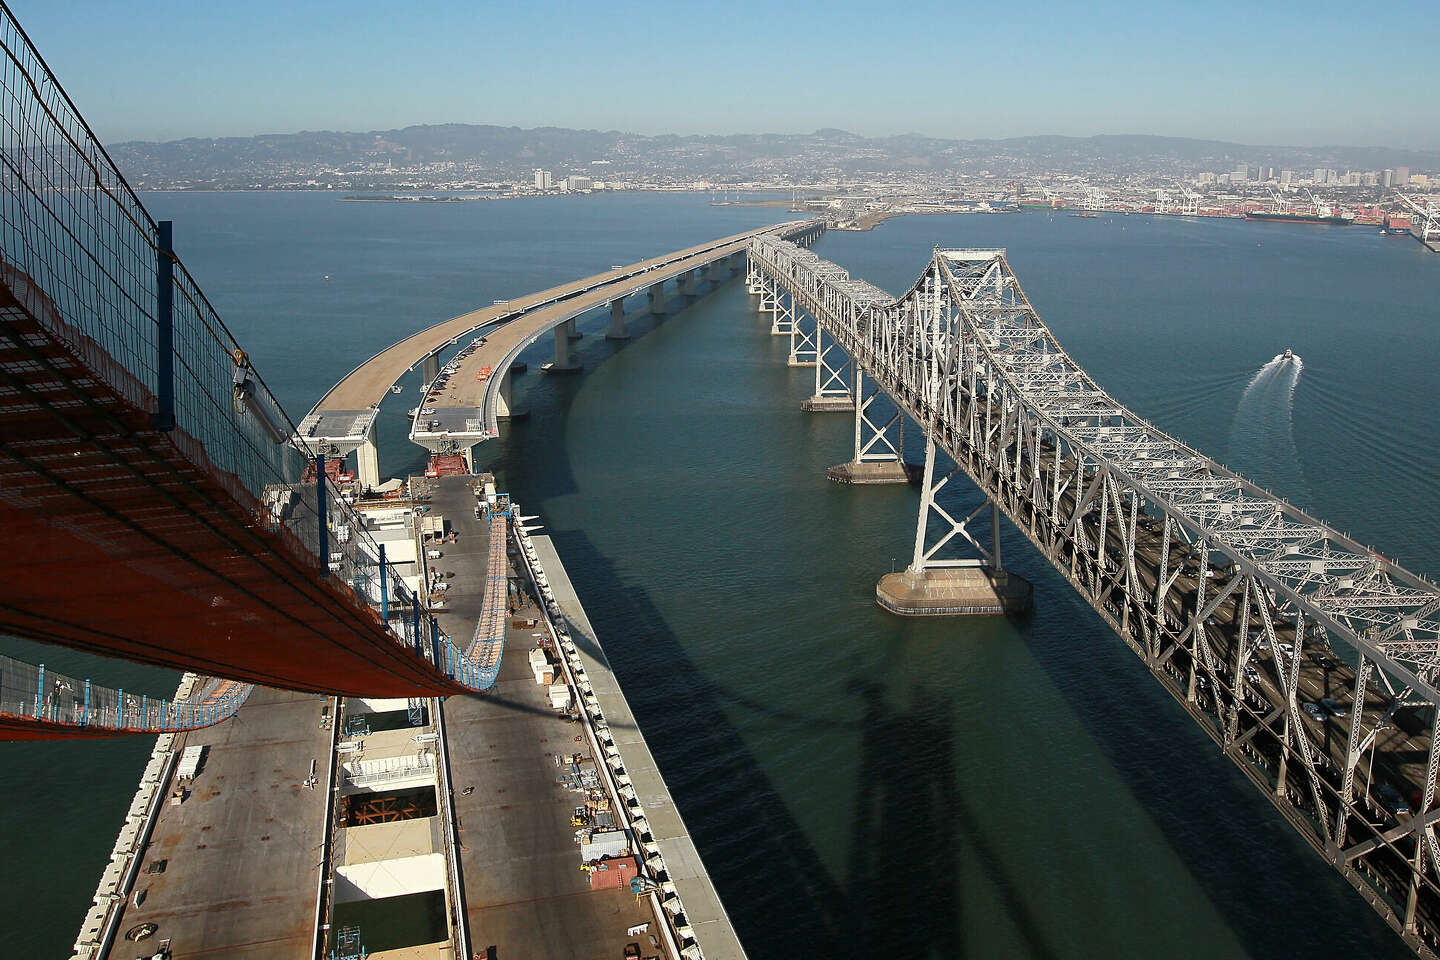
7,194,1438,957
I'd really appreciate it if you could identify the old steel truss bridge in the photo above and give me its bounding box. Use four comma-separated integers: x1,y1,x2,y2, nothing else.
747,234,1440,956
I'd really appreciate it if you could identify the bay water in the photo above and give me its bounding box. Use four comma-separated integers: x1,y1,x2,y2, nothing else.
6,192,1437,957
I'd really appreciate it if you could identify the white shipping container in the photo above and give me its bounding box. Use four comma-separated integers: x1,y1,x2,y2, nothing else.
177,744,206,780
580,829,630,863
548,683,572,710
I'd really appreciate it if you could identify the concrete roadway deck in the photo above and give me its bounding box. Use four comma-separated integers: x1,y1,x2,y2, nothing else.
99,687,333,958
422,237,751,422
413,221,822,446
308,225,796,440
421,476,659,957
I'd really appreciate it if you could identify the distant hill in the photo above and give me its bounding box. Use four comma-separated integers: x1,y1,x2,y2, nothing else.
105,124,1440,189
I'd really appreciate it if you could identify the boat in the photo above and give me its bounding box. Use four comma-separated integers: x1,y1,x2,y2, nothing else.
390,384,403,395
1283,349,1293,361
1070,212,1100,219
1245,211,1354,225
1382,214,1412,236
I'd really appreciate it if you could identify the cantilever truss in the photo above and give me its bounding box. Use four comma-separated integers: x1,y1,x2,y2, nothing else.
749,235,1440,955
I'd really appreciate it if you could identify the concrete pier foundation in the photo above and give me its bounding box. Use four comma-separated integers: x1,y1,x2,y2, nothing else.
802,395,856,413
827,459,914,484
647,282,665,315
605,298,630,340
422,352,440,386
564,316,582,340
876,566,1032,616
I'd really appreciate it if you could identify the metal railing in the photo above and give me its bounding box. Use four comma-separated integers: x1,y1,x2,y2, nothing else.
0,2,503,695
0,655,251,733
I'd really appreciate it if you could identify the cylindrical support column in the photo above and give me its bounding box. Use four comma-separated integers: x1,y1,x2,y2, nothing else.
423,352,441,385
606,299,630,340
564,316,582,340
648,282,665,315
553,327,571,368
496,370,516,419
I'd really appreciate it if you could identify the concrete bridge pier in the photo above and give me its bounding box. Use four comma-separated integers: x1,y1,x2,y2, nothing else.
875,436,1031,616
544,326,583,375
564,317,582,340
423,351,441,386
606,298,630,340
678,269,698,296
495,369,528,420
827,369,910,483
801,327,854,412
647,282,666,315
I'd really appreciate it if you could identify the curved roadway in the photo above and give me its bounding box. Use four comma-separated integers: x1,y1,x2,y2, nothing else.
309,221,821,446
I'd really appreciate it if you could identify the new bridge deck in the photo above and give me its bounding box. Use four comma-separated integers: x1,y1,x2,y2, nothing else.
306,225,800,445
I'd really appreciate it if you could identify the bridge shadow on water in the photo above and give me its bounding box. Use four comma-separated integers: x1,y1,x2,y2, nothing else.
470,279,1409,958
479,285,1084,958
539,527,1074,958
994,541,1411,957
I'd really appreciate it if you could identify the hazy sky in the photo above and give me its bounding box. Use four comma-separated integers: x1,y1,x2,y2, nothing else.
15,0,1440,149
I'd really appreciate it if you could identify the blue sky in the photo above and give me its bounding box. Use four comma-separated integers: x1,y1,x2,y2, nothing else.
14,0,1440,149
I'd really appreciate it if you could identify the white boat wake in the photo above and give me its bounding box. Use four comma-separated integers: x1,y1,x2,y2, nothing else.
1228,351,1306,500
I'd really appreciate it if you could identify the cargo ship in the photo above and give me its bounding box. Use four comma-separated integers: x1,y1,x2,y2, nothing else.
1382,214,1412,236
1244,210,1354,226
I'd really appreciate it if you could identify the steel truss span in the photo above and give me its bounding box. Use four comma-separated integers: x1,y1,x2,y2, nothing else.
748,236,1440,956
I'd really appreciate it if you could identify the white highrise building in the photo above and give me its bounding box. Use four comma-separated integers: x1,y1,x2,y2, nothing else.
533,169,553,190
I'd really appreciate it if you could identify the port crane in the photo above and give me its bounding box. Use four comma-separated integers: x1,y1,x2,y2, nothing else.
1397,192,1440,244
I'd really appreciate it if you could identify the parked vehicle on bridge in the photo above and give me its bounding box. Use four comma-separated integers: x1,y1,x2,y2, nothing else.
1302,701,1327,722
1377,783,1410,816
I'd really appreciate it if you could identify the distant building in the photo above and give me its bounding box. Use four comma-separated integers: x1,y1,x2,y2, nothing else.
1280,170,1293,185
565,175,593,192
1394,166,1410,187
1382,169,1394,188
1232,164,1251,182
533,169,553,190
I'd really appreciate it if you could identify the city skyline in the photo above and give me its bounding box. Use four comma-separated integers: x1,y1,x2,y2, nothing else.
16,0,1440,150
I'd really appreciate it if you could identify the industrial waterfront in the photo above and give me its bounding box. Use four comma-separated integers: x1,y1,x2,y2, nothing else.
4,190,1434,957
